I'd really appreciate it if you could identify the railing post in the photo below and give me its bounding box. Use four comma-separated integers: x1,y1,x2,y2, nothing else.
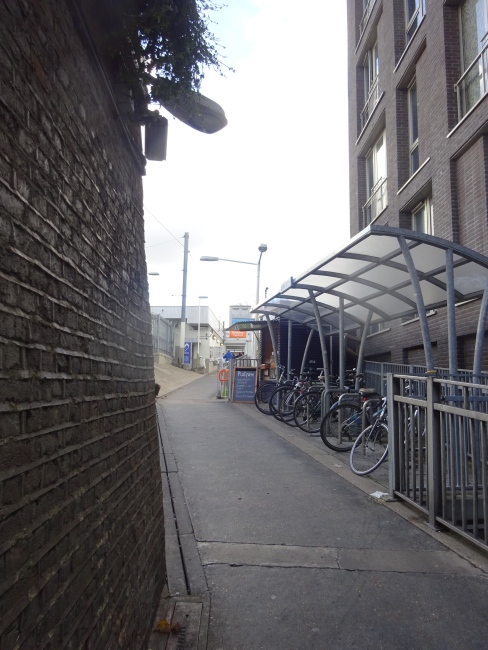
387,373,400,499
426,376,442,529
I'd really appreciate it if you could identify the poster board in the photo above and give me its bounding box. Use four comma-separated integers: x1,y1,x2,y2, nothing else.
232,366,257,402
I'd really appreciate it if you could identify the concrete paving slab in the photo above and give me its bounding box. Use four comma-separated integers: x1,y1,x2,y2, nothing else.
338,547,480,575
198,541,338,569
205,564,488,650
198,542,480,575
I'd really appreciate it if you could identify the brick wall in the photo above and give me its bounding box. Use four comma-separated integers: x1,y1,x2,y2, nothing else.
457,137,488,254
0,1,165,648
347,0,488,372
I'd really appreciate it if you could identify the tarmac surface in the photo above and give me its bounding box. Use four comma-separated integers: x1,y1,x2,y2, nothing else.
149,367,488,650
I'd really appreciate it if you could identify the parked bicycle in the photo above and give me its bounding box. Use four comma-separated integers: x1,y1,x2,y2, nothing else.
269,370,320,425
254,365,291,415
349,380,424,475
292,373,345,434
319,379,381,451
349,396,389,475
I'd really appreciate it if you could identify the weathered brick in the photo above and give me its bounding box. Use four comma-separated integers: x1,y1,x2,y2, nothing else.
0,0,164,646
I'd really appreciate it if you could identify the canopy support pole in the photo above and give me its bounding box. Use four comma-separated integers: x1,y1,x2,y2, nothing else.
356,310,373,390
398,236,435,373
300,329,315,376
265,315,279,370
446,248,458,379
287,319,293,379
339,297,345,387
309,290,330,391
473,285,488,381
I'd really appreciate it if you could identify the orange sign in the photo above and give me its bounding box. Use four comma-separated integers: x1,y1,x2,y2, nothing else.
228,330,247,339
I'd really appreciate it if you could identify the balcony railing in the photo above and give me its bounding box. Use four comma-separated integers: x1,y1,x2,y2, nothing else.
360,76,380,130
362,177,387,226
359,0,377,39
455,42,488,121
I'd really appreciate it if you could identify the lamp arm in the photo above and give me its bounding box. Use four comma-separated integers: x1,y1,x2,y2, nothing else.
216,258,257,265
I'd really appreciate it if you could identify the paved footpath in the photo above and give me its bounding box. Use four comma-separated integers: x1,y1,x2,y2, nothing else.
150,374,488,650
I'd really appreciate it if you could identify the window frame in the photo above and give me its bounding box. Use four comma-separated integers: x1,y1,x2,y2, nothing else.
361,41,380,129
460,0,488,72
411,197,433,235
363,130,387,225
405,0,425,43
408,77,419,176
364,41,379,97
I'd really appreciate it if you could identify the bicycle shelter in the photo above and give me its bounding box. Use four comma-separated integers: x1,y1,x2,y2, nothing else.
252,225,488,551
252,225,488,387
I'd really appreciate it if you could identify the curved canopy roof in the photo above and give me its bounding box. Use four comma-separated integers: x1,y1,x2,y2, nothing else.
253,225,488,334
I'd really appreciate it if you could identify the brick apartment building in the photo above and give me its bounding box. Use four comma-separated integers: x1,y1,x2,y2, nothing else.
0,1,165,647
348,0,488,369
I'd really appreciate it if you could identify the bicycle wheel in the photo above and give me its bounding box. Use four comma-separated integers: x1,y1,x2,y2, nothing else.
254,381,278,415
350,422,388,475
269,385,294,421
293,389,323,433
278,388,301,426
320,403,362,451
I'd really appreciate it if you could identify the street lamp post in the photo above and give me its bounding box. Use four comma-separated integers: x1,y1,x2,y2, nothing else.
200,244,268,306
197,295,208,362
201,245,267,360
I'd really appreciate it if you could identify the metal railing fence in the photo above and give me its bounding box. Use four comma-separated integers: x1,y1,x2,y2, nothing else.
455,42,488,121
389,374,488,552
151,314,174,357
365,361,488,396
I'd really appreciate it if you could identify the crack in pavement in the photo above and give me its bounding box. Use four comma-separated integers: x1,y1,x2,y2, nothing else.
197,541,484,575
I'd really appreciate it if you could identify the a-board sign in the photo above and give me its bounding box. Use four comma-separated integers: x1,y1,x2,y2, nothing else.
232,366,257,403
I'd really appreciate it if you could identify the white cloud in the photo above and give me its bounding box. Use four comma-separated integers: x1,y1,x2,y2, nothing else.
144,1,350,324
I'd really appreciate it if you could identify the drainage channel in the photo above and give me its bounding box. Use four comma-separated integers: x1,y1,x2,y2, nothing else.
157,410,192,597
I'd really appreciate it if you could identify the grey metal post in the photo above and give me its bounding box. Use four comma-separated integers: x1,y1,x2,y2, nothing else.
287,319,293,379
339,297,345,387
265,315,279,369
426,376,442,528
446,248,458,378
398,236,435,372
330,335,333,377
308,290,330,391
356,310,373,390
300,329,315,376
473,284,488,381
387,373,400,499
179,232,189,359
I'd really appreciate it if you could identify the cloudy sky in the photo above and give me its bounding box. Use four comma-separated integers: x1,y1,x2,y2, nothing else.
144,1,349,327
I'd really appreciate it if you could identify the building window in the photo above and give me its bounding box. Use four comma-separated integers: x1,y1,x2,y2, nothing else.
363,131,387,225
408,78,419,175
361,41,380,129
412,197,433,234
456,0,488,119
406,0,425,43
369,321,387,335
360,0,377,39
